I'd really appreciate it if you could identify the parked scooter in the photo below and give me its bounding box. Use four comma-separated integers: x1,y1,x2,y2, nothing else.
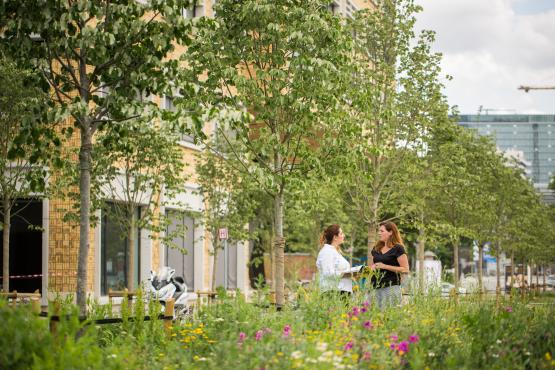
145,266,195,317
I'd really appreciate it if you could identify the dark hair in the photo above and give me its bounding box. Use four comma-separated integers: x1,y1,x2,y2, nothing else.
373,221,404,252
320,224,341,246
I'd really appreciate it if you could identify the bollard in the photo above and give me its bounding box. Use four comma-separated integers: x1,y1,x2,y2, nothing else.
31,297,41,314
11,291,17,307
50,301,61,336
164,298,175,335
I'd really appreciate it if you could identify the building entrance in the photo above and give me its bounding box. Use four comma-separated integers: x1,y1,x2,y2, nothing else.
0,199,43,293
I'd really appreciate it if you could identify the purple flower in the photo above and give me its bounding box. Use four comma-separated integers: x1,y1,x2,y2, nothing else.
351,306,360,316
409,334,420,343
363,301,370,307
390,343,397,350
255,330,263,341
283,324,292,338
361,307,368,313
505,306,513,313
343,341,354,351
363,320,373,329
238,332,246,343
397,341,409,353
390,334,399,342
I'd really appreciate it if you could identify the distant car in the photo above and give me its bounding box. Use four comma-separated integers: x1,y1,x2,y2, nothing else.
441,282,467,295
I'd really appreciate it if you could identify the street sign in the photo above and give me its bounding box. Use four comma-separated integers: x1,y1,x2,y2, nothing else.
218,228,228,240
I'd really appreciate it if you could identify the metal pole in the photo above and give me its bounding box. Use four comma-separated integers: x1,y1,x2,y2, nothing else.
224,239,228,290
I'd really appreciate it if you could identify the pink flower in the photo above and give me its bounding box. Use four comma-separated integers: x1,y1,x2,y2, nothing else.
282,324,292,338
351,306,360,316
255,330,263,341
362,351,372,361
363,320,373,329
397,341,409,353
363,301,370,307
505,306,513,313
409,334,419,343
343,341,354,351
390,334,399,342
238,332,246,343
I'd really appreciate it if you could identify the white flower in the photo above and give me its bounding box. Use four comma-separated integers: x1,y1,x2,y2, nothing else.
496,339,502,344
109,354,117,359
316,342,328,352
214,317,224,322
428,352,436,357
306,358,317,364
291,351,303,359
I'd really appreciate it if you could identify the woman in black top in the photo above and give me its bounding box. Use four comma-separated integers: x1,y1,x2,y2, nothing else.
369,222,409,308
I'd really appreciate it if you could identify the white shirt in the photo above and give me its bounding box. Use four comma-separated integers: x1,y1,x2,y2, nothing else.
316,244,352,292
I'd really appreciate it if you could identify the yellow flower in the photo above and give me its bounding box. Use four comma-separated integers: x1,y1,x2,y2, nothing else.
277,352,284,357
546,353,552,361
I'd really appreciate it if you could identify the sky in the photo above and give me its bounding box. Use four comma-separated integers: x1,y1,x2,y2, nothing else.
415,0,555,114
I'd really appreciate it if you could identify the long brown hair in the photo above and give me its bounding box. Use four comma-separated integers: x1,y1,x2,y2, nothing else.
373,221,404,252
319,224,341,247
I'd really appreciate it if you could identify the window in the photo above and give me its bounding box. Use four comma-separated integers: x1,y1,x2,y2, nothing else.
183,0,204,18
327,1,340,15
346,0,358,18
165,211,195,291
165,95,176,112
101,203,140,295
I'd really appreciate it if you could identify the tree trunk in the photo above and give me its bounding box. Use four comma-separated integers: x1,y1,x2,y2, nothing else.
495,241,501,297
417,227,425,293
274,189,285,308
127,209,136,291
535,263,539,295
453,238,460,289
543,266,546,293
2,197,10,292
510,252,515,297
366,198,379,264
77,124,92,314
477,243,484,293
211,233,219,291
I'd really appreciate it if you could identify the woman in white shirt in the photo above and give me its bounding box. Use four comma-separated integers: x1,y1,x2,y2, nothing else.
316,224,353,295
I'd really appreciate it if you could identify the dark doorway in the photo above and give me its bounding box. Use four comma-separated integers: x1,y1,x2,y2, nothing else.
0,199,43,293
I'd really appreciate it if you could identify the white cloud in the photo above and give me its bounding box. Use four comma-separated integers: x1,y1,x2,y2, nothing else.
415,0,555,113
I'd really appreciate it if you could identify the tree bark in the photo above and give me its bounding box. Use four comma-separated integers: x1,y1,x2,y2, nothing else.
417,227,425,292
211,232,219,291
477,243,484,293
77,124,92,314
2,196,10,292
366,196,379,264
510,252,515,297
495,241,501,297
453,238,460,289
127,208,136,291
274,188,285,308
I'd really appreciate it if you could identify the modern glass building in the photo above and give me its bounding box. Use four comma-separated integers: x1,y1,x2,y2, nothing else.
458,114,555,203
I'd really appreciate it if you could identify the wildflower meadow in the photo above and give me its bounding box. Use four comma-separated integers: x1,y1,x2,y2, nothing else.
2,287,554,369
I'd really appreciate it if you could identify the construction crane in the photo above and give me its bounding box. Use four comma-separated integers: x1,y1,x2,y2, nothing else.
477,105,515,115
518,85,555,93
